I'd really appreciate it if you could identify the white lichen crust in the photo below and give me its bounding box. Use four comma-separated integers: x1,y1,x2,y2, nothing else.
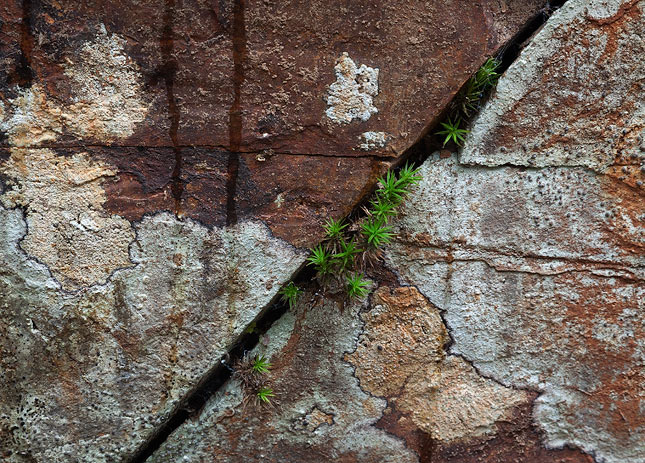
358,131,389,150
325,52,379,125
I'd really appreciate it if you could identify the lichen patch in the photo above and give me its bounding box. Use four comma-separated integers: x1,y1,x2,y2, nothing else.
63,25,150,141
346,287,529,443
325,52,379,124
0,85,63,147
0,26,150,146
0,148,134,290
358,131,389,150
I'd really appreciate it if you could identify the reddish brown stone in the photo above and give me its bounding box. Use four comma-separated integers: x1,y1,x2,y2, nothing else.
1,0,545,251
100,146,388,247
429,401,595,463
1,0,543,156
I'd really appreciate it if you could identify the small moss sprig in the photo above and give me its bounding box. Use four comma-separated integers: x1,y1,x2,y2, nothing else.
361,219,393,248
436,57,501,147
324,217,348,241
306,162,421,300
346,273,370,300
279,281,302,310
437,117,469,147
234,353,275,407
307,244,334,275
335,238,362,271
252,354,272,374
256,386,275,404
369,196,397,222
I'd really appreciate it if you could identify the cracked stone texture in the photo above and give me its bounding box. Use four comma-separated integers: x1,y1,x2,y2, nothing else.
152,286,556,462
462,0,645,175
0,148,134,290
0,0,543,248
2,1,643,462
0,206,304,462
0,3,550,459
383,0,645,457
0,22,305,461
386,155,643,462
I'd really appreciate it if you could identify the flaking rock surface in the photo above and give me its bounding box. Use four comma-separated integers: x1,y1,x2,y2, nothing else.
4,0,641,462
149,1,643,462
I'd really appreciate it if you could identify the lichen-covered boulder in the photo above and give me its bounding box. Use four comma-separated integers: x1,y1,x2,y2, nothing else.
0,0,545,461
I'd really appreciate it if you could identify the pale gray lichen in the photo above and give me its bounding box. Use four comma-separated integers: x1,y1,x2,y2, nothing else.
63,24,150,141
325,52,379,125
0,25,150,146
358,131,389,150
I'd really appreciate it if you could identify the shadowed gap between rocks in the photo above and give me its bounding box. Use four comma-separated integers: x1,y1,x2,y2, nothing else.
126,1,567,461
226,0,247,226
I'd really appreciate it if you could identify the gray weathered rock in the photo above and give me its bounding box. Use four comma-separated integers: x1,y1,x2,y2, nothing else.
0,206,304,462
462,0,645,174
386,0,645,456
150,286,529,462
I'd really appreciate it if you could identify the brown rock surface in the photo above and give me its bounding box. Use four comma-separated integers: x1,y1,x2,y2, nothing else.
0,0,544,247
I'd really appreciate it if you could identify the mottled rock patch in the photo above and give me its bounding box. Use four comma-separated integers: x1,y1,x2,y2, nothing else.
346,287,529,443
0,148,134,290
0,207,305,462
150,290,418,463
462,0,645,174
325,52,379,125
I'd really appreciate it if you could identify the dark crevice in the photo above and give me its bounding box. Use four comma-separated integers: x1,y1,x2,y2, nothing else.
159,0,183,217
126,264,314,463
127,2,567,461
226,0,246,226
496,0,568,71
8,0,35,87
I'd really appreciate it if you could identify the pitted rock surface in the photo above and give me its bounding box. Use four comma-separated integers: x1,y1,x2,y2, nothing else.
2,0,644,462
462,0,645,175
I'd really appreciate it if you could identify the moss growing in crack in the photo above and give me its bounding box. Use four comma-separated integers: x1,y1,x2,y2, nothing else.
324,217,348,243
251,354,272,374
307,244,334,275
437,117,469,147
234,353,276,408
346,272,370,300
307,162,421,300
334,237,363,271
361,218,394,248
369,195,398,222
436,57,501,147
279,281,302,310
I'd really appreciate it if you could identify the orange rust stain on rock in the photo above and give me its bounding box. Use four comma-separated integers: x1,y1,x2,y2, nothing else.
558,273,644,440
596,1,643,62
345,286,447,398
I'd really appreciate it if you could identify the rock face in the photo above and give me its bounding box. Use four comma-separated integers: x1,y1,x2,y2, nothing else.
0,0,544,247
0,206,305,462
152,1,643,462
0,0,547,462
462,0,645,175
2,0,644,462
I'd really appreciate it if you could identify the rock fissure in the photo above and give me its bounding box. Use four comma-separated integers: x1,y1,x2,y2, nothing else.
127,2,582,461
